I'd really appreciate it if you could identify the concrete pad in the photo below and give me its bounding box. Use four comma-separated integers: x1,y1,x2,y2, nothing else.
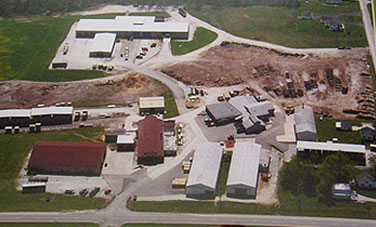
102,148,135,175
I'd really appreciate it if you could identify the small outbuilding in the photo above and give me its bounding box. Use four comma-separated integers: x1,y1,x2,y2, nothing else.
117,134,135,152
139,97,165,116
332,183,351,199
361,126,375,142
186,142,223,199
294,104,317,141
302,10,313,20
22,183,46,194
226,142,261,199
89,33,117,58
336,121,352,131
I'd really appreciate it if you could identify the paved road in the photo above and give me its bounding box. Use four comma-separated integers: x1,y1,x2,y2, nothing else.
360,0,376,68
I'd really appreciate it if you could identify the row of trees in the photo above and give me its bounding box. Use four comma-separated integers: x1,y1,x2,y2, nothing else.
280,153,355,201
0,0,301,17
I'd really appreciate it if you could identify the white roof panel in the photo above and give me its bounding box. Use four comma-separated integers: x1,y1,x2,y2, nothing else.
117,134,135,144
90,33,116,53
227,142,261,188
76,16,189,33
294,105,317,134
0,109,31,118
186,142,223,189
139,97,165,109
31,106,73,116
297,141,366,153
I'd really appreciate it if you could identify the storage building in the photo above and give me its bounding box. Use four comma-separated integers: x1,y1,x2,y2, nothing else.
89,33,117,58
104,129,126,143
0,109,31,129
22,183,46,194
226,142,261,199
31,106,73,126
139,97,165,115
137,115,164,165
297,140,366,165
206,103,242,125
361,126,375,142
76,16,189,40
186,142,223,199
28,141,106,176
117,134,135,152
294,104,317,141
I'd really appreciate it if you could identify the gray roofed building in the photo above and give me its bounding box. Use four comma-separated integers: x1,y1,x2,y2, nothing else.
89,33,117,58
356,173,376,188
228,96,258,113
206,103,242,125
227,142,261,199
294,104,317,141
302,10,313,20
186,142,223,199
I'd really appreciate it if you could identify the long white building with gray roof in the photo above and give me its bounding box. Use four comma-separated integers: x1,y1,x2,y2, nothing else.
294,104,317,141
226,142,261,199
186,142,223,199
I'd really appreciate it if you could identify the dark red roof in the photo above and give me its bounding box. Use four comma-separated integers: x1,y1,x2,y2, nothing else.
225,140,235,149
28,141,106,169
137,115,164,157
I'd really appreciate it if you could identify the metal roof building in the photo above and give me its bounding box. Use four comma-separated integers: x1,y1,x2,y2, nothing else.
28,141,106,176
206,103,242,125
186,142,223,199
297,141,366,154
31,106,73,126
294,104,317,141
117,134,135,152
226,142,261,199
0,109,31,118
89,33,117,58
76,16,189,40
139,97,165,115
31,106,73,116
0,109,31,128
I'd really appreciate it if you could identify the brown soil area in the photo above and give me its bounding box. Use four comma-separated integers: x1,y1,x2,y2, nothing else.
0,73,165,109
162,43,370,118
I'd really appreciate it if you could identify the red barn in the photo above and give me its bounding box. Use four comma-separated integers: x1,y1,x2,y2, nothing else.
28,141,106,176
137,115,164,165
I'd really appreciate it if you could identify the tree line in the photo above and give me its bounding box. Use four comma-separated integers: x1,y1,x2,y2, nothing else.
0,0,300,17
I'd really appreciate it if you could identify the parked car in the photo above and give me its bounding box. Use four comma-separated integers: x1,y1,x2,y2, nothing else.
140,52,146,56
64,190,75,195
79,188,89,197
136,55,143,59
104,189,112,195
89,187,100,198
150,43,157,48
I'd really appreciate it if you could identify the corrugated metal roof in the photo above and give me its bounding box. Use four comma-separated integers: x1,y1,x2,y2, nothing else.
228,96,258,114
294,105,316,134
227,142,261,188
76,16,189,33
31,106,73,116
28,141,106,169
332,183,350,191
0,109,31,118
297,140,366,153
137,115,164,157
90,33,116,53
139,97,165,109
186,142,223,189
206,103,241,120
117,134,135,144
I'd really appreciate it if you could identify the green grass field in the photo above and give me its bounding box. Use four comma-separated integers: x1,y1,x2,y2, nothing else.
339,15,363,23
314,116,370,144
0,13,125,82
216,157,230,196
0,127,107,212
171,27,218,55
0,223,98,227
187,0,367,48
154,79,179,118
128,11,171,18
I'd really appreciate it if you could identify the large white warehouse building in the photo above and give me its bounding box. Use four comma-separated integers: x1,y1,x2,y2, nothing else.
226,142,261,199
186,142,223,199
76,16,189,40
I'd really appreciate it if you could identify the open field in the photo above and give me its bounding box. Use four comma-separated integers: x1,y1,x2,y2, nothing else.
216,157,231,196
187,0,367,48
339,14,363,23
0,73,168,109
0,223,98,227
128,11,171,18
0,13,125,82
0,127,107,212
171,27,218,55
154,79,179,118
163,43,369,118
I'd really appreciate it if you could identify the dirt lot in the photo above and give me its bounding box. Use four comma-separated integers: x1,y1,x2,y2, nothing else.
0,72,166,108
162,43,371,118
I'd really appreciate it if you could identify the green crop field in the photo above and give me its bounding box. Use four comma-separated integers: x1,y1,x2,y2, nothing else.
187,0,367,48
171,27,218,55
0,127,107,212
0,13,124,82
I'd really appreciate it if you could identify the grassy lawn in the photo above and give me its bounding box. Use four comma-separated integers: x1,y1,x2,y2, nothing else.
314,116,367,144
187,0,367,48
339,15,363,23
0,127,107,212
154,79,179,118
171,27,218,55
0,223,98,227
128,11,171,18
0,13,125,82
216,156,231,196
355,187,376,198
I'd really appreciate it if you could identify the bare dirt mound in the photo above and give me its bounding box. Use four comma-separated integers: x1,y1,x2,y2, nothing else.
162,43,370,118
0,73,165,109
